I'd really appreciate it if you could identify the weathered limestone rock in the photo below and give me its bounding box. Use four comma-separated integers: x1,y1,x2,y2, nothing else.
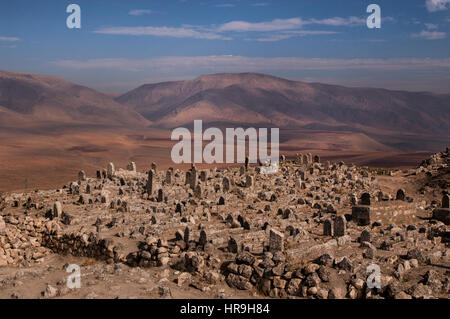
200,171,207,182
199,230,207,247
334,216,346,237
269,229,284,253
0,216,5,233
185,171,192,186
53,201,62,218
165,170,172,184
107,162,115,179
352,206,371,226
126,162,136,172
223,177,230,193
157,189,164,202
360,229,371,243
302,154,308,165
146,170,154,195
78,170,86,182
245,175,253,188
433,208,449,225
323,219,333,236
184,227,190,244
194,185,202,198
360,193,371,206
396,189,406,201
442,194,449,209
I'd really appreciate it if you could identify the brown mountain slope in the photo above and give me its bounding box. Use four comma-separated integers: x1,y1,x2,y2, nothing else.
116,73,450,140
0,70,150,128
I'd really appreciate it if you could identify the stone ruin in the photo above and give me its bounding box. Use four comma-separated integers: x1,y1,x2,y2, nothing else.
0,148,449,299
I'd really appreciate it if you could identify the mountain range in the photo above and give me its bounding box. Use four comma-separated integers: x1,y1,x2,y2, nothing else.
1,70,449,151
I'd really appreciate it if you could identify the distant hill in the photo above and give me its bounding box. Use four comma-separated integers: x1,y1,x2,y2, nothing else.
116,72,450,142
0,71,448,152
0,70,149,128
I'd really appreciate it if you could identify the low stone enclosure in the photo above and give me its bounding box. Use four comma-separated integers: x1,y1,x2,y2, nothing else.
1,149,449,299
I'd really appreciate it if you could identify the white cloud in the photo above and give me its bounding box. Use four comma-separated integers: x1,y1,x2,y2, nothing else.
425,23,438,29
426,0,450,12
253,30,338,42
218,18,305,32
214,4,235,7
0,36,20,42
129,9,153,16
93,15,390,41
307,16,366,27
94,26,231,40
52,56,450,73
411,30,447,39
217,16,365,32
252,2,270,6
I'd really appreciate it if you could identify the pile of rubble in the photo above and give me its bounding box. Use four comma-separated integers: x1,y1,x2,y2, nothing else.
0,150,448,299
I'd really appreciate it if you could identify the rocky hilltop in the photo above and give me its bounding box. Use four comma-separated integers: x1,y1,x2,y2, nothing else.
0,149,448,299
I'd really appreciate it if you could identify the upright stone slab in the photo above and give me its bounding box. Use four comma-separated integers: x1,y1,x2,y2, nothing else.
360,229,371,243
228,236,239,253
53,201,62,218
323,219,333,236
199,230,207,247
432,209,450,225
78,170,86,182
184,227,190,243
313,155,320,163
157,189,163,202
166,170,172,184
396,189,406,201
245,175,253,188
107,163,115,179
175,203,183,214
302,154,309,165
269,229,284,253
190,166,197,189
360,193,371,206
151,162,157,171
146,170,154,195
442,194,449,208
200,171,207,182
352,206,371,226
334,216,346,237
194,185,202,198
223,177,230,193
185,171,192,186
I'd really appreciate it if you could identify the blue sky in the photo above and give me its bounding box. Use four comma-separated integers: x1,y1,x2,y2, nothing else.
1,0,449,93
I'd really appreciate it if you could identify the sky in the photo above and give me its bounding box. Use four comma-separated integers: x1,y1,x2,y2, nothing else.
1,0,449,93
